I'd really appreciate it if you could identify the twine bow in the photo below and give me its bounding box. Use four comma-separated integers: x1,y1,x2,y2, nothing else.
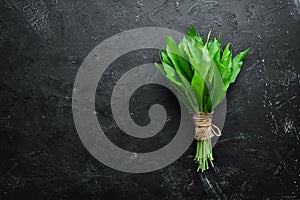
192,112,221,141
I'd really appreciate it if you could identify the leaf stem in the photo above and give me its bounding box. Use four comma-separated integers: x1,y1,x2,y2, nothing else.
195,139,214,172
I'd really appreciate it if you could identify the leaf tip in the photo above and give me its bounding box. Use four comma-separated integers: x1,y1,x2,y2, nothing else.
245,47,250,53
206,30,212,45
188,26,196,37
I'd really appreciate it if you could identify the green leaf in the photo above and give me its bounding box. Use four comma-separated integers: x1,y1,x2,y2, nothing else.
188,26,197,38
214,49,221,69
221,43,232,68
204,30,212,47
187,26,204,46
210,62,226,109
195,34,204,46
181,37,214,111
161,49,172,66
208,38,221,59
156,62,194,111
166,35,193,81
233,48,250,67
183,38,211,77
169,81,194,111
154,63,166,75
162,62,199,111
191,71,205,111
227,48,250,88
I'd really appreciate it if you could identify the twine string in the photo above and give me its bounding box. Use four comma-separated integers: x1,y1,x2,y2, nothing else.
192,112,221,141
211,124,221,136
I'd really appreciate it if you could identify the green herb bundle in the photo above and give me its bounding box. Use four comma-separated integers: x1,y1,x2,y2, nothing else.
155,26,249,172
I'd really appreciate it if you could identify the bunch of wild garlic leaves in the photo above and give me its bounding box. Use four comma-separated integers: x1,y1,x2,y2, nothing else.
155,26,249,172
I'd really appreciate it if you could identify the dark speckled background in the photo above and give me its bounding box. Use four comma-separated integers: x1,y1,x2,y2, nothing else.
0,0,299,199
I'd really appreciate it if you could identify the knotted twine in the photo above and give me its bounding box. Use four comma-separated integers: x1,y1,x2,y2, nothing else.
193,112,221,141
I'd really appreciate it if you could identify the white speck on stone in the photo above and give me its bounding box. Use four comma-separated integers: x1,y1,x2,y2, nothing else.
130,153,138,160
284,118,294,134
258,34,262,39
136,1,143,8
135,15,140,22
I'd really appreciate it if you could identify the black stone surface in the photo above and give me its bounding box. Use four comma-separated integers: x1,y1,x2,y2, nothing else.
0,0,299,199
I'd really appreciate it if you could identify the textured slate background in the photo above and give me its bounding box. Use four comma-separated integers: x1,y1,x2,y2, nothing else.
0,0,299,199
